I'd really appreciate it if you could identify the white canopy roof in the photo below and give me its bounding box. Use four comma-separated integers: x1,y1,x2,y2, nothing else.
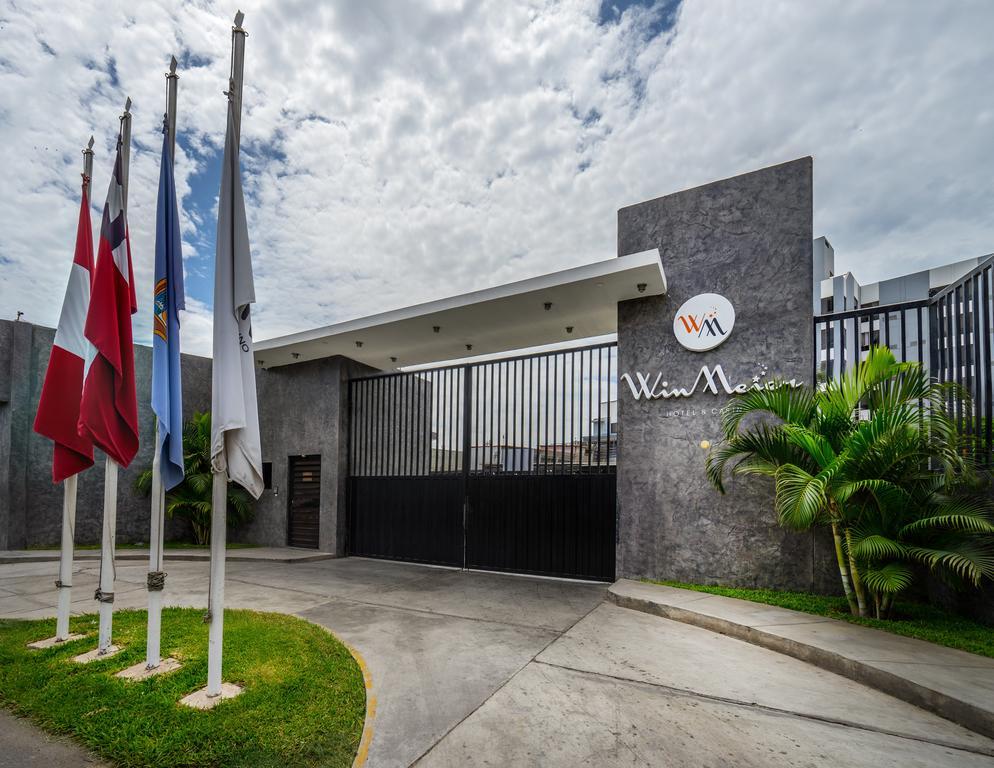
254,249,665,371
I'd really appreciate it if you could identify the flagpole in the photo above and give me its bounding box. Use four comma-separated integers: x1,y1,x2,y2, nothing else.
206,10,246,699
144,60,179,673
53,138,93,643
95,101,131,658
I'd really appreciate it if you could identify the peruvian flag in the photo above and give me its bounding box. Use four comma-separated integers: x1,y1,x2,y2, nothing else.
78,139,139,468
33,174,96,482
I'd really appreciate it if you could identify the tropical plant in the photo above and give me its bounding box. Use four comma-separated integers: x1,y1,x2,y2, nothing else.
136,411,254,545
706,346,994,619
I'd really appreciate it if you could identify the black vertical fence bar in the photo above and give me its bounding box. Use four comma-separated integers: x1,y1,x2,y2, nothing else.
528,357,534,471
607,346,613,464
549,354,555,472
560,351,566,471
373,376,381,474
960,280,977,437
955,288,964,432
973,274,982,449
518,358,524,472
596,347,602,465
812,320,818,385
981,267,994,463
568,352,574,471
947,292,955,422
900,309,907,363
917,305,924,366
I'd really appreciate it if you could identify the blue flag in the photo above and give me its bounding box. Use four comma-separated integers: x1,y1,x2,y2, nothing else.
152,123,186,489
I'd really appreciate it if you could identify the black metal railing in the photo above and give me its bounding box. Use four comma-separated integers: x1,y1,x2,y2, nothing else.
348,342,618,478
813,254,994,462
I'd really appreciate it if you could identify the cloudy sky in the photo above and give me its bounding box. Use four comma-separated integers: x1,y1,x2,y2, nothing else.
1,0,992,357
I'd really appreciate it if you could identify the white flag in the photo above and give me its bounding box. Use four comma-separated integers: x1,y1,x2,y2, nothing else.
211,98,263,499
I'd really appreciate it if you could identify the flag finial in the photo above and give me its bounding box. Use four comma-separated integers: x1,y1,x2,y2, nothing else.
234,10,245,29
168,56,178,76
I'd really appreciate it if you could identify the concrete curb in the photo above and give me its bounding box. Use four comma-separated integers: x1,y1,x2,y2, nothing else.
608,580,994,740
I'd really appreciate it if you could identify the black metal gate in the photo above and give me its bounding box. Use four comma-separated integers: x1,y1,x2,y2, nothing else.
347,343,617,581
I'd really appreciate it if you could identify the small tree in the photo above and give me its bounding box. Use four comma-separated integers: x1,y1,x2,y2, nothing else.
707,347,994,619
136,411,254,545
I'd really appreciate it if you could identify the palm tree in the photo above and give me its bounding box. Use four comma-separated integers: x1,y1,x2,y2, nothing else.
706,347,994,618
136,411,254,545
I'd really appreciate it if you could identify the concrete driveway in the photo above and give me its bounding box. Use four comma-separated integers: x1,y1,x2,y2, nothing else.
2,556,994,767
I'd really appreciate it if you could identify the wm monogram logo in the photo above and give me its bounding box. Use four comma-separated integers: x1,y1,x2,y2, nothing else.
677,314,727,338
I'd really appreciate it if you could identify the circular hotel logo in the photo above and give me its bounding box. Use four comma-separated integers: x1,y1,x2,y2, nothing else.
673,293,735,352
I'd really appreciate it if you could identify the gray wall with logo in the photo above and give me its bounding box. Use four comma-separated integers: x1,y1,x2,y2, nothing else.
615,158,836,591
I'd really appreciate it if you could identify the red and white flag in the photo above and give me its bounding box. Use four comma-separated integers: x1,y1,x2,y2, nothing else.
78,139,139,467
33,174,96,482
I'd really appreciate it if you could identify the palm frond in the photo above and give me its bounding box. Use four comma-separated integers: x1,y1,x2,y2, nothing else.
719,385,817,437
774,464,827,531
907,543,994,586
862,562,915,594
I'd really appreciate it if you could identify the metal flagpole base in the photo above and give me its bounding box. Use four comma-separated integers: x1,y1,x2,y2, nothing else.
27,633,85,650
179,682,242,710
72,645,122,664
116,657,182,681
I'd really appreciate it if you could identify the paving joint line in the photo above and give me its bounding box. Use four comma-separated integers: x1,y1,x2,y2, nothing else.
532,659,994,758
406,596,607,766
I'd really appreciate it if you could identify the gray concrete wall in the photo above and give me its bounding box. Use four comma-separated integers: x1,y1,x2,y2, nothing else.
615,158,836,592
0,318,379,554
0,319,211,548
245,356,377,554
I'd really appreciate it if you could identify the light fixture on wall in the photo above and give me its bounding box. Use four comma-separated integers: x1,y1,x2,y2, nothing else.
433,326,441,333
544,302,553,311
699,440,711,450
466,344,473,351
291,352,300,360
637,283,647,293
355,341,363,348
390,356,398,363
565,326,573,334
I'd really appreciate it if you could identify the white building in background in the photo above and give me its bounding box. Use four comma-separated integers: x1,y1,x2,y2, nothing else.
814,236,986,314
813,236,992,377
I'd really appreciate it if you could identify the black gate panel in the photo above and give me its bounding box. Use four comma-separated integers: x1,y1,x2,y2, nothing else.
347,343,618,580
348,476,463,566
466,473,616,580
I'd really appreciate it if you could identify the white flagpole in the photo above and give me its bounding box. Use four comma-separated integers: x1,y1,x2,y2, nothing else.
93,101,131,659
55,473,78,640
52,138,94,644
145,58,179,672
96,455,118,652
205,11,246,699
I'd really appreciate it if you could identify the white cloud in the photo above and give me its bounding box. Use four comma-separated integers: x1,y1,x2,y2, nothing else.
1,0,992,359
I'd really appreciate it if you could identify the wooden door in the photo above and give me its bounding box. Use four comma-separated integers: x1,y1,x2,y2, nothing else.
288,455,321,548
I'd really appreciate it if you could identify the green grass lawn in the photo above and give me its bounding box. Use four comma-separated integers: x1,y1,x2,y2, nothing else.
646,580,994,660
0,609,366,768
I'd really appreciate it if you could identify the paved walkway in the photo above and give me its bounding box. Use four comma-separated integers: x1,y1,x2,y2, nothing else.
2,557,994,767
610,578,994,739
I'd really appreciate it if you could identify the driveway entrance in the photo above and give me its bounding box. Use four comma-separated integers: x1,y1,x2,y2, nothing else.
2,556,992,767
347,343,618,581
